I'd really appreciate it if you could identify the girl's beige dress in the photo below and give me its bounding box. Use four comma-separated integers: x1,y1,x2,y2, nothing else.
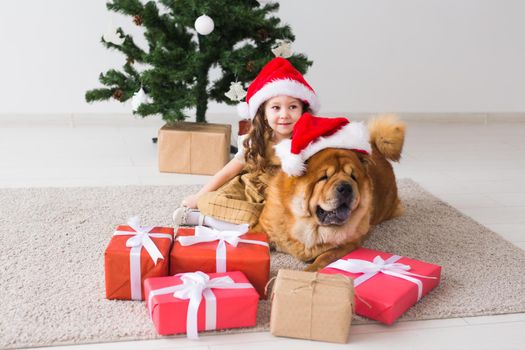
197,135,281,227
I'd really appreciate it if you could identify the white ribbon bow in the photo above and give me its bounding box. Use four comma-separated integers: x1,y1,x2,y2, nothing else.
147,271,253,339
113,216,173,300
327,255,436,301
176,226,269,273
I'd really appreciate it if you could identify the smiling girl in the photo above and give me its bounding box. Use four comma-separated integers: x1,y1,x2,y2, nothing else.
173,57,320,230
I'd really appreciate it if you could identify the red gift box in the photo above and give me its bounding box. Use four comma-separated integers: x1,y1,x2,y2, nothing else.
320,248,441,324
144,271,259,337
104,220,174,300
170,227,270,298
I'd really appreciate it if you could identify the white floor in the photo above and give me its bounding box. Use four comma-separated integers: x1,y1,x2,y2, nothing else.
2,114,524,350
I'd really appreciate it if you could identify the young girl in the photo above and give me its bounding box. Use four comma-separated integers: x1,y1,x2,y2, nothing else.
173,57,320,230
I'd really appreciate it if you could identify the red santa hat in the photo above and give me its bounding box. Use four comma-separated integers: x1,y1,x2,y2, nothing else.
237,57,320,118
274,113,372,176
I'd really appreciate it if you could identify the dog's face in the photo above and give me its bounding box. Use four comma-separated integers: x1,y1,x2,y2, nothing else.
261,147,373,252
289,148,370,228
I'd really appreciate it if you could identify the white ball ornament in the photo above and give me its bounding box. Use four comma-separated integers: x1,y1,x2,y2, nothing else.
194,15,214,35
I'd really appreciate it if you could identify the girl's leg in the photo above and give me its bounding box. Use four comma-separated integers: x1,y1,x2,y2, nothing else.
175,172,265,230
203,215,249,232
173,207,249,232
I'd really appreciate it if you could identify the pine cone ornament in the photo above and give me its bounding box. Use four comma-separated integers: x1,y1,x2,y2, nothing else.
133,15,143,26
112,89,124,101
246,61,256,72
126,57,135,65
257,28,269,41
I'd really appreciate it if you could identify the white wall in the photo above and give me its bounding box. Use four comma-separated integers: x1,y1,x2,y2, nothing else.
1,0,524,115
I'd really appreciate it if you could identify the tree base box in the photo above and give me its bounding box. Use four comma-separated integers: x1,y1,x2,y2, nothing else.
270,269,354,343
319,248,442,325
158,122,231,175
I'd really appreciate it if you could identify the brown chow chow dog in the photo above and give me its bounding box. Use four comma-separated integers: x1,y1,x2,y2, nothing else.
257,114,405,271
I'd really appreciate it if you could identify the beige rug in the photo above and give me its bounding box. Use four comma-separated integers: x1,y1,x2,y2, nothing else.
1,179,525,349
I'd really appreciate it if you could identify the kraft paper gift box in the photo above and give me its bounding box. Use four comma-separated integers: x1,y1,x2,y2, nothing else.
144,271,259,338
170,226,270,298
269,269,354,343
320,247,441,325
104,217,174,300
158,122,231,175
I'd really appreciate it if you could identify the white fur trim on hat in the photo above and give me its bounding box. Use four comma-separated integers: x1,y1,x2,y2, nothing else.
275,122,372,176
248,79,320,118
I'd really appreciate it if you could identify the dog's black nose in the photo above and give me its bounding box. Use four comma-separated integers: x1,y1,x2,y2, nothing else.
336,183,353,197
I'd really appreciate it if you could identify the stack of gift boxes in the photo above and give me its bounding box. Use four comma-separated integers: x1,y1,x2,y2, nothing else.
104,217,442,342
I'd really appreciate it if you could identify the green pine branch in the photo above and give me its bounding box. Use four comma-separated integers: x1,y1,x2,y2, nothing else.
86,0,313,124
101,28,147,63
106,0,144,16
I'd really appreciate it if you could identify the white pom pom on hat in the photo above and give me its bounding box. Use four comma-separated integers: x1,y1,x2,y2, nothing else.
274,139,306,177
237,102,250,119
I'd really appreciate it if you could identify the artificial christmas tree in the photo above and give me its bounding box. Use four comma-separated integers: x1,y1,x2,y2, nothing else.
85,0,312,124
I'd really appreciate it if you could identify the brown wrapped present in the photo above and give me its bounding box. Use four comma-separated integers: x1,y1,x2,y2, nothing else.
158,122,231,175
270,269,354,343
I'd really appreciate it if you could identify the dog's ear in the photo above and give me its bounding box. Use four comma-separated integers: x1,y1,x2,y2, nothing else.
356,152,373,173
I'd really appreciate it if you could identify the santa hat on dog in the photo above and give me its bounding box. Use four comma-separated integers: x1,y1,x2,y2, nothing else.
274,113,372,176
237,57,320,118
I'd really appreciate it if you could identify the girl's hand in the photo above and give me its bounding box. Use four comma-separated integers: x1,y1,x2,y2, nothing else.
181,194,199,209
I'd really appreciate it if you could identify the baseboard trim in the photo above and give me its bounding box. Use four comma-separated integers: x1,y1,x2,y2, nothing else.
1,112,525,125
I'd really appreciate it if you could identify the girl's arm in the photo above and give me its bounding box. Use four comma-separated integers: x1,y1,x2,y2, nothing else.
181,158,245,208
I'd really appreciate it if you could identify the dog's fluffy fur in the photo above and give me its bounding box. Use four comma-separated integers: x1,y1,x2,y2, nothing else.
257,114,406,271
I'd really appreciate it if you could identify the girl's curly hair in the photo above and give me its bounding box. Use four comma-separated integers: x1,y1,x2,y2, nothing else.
243,101,309,173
